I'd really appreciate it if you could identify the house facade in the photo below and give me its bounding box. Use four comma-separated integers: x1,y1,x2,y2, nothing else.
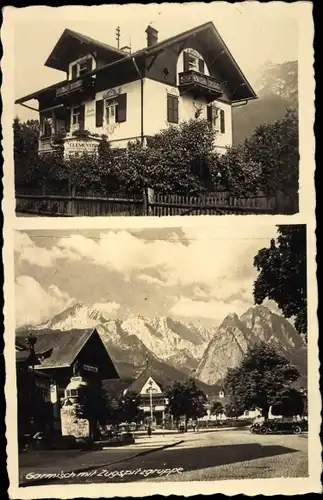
15,328,119,437
15,22,257,158
126,368,169,426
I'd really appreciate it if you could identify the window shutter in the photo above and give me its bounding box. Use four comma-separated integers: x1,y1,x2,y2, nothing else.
220,109,225,133
87,57,93,72
198,59,205,74
167,95,178,123
173,97,179,123
71,64,77,79
183,51,190,72
79,104,85,130
116,93,127,122
167,95,172,122
207,105,213,125
95,100,104,127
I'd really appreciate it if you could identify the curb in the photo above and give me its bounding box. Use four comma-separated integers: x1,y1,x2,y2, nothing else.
19,440,184,487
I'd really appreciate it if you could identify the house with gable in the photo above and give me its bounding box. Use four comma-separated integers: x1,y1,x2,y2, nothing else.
126,365,168,426
15,22,257,158
15,328,119,436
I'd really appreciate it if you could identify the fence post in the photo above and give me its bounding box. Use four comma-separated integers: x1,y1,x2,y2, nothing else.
67,185,76,215
143,187,154,216
274,190,285,214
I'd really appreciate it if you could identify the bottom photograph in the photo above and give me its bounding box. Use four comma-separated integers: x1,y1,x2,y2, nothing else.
14,223,308,486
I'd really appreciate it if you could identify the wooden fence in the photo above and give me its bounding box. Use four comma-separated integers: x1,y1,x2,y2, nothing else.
16,188,297,217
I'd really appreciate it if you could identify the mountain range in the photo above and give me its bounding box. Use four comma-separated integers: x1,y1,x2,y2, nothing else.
23,302,307,391
233,60,298,145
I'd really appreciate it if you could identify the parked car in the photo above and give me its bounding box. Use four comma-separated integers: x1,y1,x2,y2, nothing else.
251,418,307,435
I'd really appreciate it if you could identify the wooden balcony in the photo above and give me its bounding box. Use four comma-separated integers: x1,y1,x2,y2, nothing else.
178,70,223,101
55,77,95,99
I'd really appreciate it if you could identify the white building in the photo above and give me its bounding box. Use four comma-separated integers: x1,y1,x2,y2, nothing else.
126,369,168,427
15,22,257,157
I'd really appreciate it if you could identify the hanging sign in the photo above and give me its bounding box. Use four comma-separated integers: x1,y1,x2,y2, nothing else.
83,364,98,373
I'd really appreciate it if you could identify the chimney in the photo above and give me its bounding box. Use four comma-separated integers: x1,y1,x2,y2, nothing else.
120,46,131,55
145,25,158,47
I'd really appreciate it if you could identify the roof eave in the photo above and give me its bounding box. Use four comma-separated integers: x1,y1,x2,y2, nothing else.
44,28,127,72
15,51,146,105
207,22,257,101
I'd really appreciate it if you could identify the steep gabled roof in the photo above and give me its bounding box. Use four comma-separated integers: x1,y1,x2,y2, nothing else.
140,21,257,102
16,21,256,105
45,28,127,72
15,328,94,369
128,365,165,395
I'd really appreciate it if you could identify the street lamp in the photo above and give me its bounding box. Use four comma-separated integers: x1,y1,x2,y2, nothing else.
146,380,154,423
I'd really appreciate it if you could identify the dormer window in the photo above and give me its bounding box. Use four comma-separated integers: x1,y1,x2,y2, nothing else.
183,50,205,74
70,56,93,80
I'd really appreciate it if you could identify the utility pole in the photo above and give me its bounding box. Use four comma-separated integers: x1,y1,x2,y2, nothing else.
116,26,120,49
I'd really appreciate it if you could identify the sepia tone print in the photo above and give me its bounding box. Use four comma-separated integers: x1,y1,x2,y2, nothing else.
13,5,299,217
14,225,309,486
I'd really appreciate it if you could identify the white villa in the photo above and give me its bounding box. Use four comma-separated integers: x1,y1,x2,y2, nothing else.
15,22,257,158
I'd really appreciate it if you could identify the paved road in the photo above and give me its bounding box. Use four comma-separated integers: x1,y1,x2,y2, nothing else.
19,429,307,485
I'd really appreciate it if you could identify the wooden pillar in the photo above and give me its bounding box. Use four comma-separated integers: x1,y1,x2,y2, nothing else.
51,110,56,135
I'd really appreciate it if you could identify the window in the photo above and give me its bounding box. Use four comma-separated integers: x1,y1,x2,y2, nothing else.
71,57,93,79
188,54,198,72
71,105,85,131
78,61,89,77
105,100,118,125
66,389,78,398
98,93,127,127
41,117,52,136
207,105,225,134
183,51,205,74
167,95,179,123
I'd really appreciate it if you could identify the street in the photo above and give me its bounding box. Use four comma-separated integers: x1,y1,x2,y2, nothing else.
19,429,308,485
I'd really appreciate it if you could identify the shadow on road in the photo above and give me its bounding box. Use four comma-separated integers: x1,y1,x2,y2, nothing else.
19,443,300,486
112,443,299,482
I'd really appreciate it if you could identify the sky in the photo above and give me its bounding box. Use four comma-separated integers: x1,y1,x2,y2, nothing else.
12,3,299,121
14,225,279,329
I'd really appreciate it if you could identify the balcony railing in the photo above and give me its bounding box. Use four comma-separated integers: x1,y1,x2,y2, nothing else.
56,79,84,98
178,70,223,98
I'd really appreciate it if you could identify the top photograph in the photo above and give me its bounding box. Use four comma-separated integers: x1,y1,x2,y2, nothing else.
14,4,300,217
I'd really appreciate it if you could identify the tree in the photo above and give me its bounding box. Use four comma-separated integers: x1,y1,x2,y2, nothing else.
216,145,262,196
243,108,299,198
117,390,143,424
223,342,300,421
271,388,305,418
210,401,224,418
253,225,307,338
75,380,113,440
166,378,207,430
13,117,40,190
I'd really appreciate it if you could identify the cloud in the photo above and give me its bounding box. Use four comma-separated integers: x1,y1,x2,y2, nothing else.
15,226,279,324
92,302,120,317
15,232,73,268
170,296,253,323
15,276,74,327
137,274,166,287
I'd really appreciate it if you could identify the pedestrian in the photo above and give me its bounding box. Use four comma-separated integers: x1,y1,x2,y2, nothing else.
147,425,152,438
